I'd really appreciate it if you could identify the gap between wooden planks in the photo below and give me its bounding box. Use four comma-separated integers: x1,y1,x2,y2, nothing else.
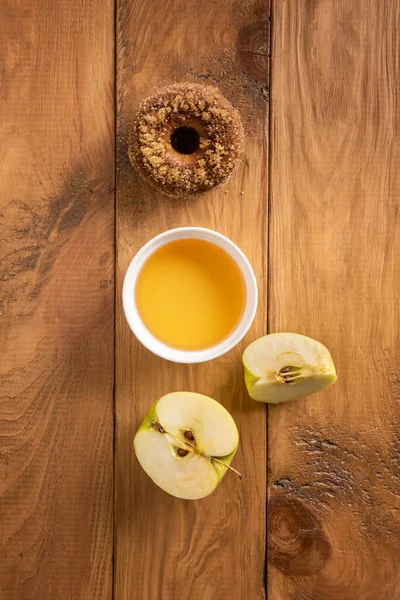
115,0,269,598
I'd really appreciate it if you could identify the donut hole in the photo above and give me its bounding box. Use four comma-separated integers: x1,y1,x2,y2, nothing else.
170,126,200,155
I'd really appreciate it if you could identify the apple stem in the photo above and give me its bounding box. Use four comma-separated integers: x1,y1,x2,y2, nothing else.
211,457,244,480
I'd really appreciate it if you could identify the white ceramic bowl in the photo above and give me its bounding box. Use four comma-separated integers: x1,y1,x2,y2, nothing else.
122,227,258,363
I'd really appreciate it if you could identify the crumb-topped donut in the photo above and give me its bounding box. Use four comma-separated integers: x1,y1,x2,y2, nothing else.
129,83,244,196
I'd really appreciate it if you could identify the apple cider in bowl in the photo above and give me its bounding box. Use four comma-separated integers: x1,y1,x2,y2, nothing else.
135,238,245,351
122,227,258,363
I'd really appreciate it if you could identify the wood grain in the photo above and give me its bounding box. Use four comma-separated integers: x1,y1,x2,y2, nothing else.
268,1,400,598
4,1,397,597
0,1,115,598
115,0,269,598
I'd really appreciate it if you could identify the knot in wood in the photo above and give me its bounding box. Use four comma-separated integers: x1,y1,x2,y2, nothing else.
268,494,330,575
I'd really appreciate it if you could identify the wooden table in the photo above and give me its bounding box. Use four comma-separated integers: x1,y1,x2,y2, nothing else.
1,1,399,598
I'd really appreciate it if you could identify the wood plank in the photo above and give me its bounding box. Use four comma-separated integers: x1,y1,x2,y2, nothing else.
115,0,269,598
268,1,400,598
0,1,115,598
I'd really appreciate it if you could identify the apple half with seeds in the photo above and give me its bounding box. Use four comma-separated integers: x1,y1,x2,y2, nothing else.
243,332,337,404
134,392,241,500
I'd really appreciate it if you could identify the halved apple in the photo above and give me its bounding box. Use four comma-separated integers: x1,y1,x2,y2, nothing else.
134,392,240,500
243,332,337,404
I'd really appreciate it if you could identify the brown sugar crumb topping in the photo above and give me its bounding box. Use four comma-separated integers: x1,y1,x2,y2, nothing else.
128,83,244,196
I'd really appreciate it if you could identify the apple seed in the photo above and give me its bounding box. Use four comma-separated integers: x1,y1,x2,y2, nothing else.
151,420,165,433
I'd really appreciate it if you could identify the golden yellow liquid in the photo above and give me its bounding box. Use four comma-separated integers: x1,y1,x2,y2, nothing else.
135,238,245,351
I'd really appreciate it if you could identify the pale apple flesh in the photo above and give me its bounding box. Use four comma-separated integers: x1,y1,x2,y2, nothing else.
243,333,337,403
134,392,239,500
